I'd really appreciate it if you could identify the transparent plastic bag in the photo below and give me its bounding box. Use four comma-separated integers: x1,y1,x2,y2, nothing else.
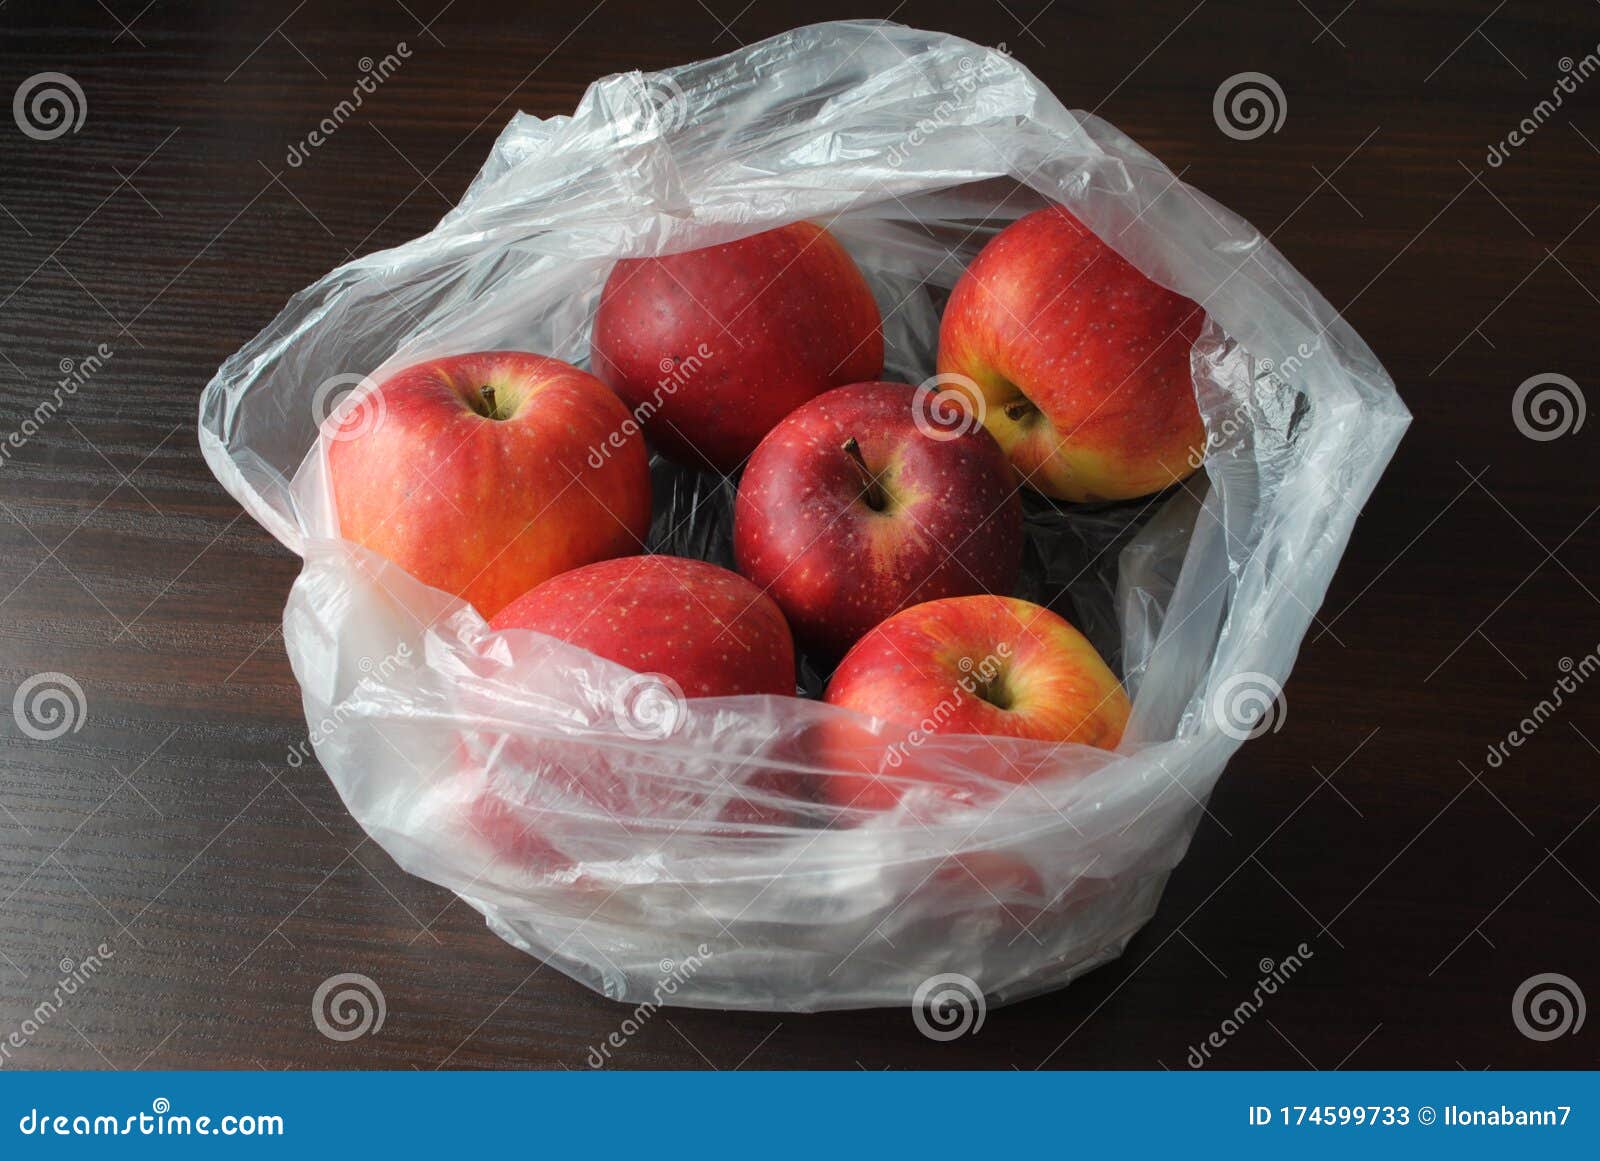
198,20,1409,1011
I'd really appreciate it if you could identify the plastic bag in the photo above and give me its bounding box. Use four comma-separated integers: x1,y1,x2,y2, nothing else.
198,20,1409,1011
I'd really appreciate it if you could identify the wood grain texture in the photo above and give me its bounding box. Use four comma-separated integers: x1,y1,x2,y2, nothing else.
1,0,1597,1070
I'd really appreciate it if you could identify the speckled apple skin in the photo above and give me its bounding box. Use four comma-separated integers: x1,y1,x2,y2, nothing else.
328,351,651,620
733,381,1022,659
937,206,1206,502
822,595,1130,810
490,554,796,697
590,222,884,474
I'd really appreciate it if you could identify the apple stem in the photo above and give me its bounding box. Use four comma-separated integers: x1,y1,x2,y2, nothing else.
479,385,499,420
974,673,1012,711
840,437,887,512
1003,397,1037,423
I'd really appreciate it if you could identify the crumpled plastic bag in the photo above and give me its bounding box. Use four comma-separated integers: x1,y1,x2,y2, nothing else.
198,20,1409,1011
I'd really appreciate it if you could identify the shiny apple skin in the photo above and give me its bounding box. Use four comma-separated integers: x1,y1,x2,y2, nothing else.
937,205,1206,502
327,351,651,619
490,554,796,697
733,381,1022,659
591,222,883,474
468,556,801,875
822,595,1130,810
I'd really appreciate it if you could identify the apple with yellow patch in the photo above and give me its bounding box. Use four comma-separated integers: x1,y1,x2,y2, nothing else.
327,351,650,618
937,205,1206,502
822,595,1130,810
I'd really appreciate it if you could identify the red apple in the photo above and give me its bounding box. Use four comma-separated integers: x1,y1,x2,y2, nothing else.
822,595,1130,810
327,351,650,619
489,554,796,697
590,222,883,474
937,205,1206,502
464,555,800,874
733,381,1022,659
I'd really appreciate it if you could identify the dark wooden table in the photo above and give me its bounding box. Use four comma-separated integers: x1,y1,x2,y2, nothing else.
1,0,1596,1070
